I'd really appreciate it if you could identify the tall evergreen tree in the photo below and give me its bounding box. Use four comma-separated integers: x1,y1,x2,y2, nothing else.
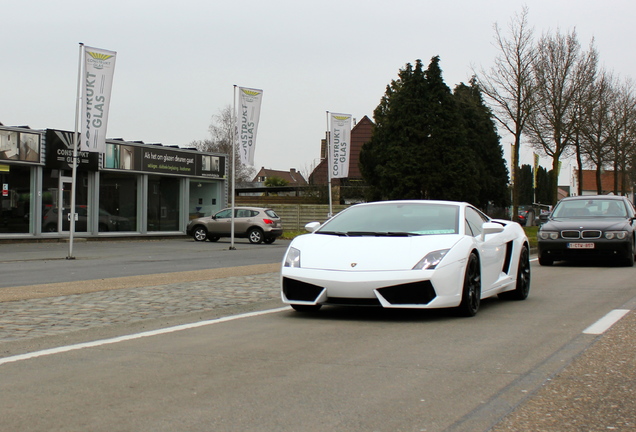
454,79,510,209
360,57,480,202
518,164,534,204
534,166,554,205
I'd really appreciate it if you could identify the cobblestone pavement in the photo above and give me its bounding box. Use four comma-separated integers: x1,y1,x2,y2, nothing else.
0,272,280,343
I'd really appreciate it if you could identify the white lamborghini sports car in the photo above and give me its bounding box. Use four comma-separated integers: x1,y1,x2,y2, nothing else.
281,200,530,316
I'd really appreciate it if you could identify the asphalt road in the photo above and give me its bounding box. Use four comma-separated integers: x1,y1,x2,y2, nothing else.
0,239,635,431
0,237,290,287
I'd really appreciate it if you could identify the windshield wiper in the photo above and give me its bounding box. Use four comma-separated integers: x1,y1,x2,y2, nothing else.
316,231,348,236
386,232,419,237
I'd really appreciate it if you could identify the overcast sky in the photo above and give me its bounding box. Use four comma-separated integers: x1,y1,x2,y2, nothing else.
3,0,635,179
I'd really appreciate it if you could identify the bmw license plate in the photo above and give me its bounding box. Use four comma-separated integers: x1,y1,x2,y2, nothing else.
567,242,595,249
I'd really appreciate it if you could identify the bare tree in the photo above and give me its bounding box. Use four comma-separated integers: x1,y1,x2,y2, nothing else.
191,105,255,185
607,78,636,195
476,6,536,219
579,69,615,193
527,29,598,204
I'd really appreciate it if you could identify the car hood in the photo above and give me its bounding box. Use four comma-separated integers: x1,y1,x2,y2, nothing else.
289,234,462,271
543,217,632,231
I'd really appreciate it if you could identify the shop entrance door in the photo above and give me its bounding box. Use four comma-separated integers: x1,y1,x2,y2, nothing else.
57,175,88,233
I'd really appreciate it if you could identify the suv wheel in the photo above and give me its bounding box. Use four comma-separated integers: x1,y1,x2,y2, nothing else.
192,226,208,242
248,228,264,244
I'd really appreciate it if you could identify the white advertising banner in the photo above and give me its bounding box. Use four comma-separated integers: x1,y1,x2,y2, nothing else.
81,46,117,153
237,87,263,166
329,113,352,178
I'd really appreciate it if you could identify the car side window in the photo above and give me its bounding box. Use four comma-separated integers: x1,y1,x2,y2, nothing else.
625,199,636,218
215,209,232,219
465,220,474,237
465,207,488,238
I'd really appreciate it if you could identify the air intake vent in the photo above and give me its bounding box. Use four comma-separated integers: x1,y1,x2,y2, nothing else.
377,281,436,305
282,278,323,302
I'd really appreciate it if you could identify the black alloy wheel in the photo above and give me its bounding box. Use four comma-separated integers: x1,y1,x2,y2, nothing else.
458,252,481,317
499,245,531,300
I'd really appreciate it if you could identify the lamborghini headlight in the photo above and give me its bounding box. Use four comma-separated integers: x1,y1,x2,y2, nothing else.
412,249,449,270
605,231,628,240
284,247,301,268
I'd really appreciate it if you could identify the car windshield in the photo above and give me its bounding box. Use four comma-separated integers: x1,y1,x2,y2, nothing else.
316,202,459,236
552,199,627,218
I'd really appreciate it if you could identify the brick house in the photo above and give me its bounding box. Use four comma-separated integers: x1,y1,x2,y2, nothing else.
252,167,307,186
309,115,373,185
577,169,633,198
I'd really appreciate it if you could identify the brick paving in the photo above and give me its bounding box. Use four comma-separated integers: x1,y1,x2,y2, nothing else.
0,273,280,343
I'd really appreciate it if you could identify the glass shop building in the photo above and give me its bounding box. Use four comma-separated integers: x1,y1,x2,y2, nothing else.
0,125,228,240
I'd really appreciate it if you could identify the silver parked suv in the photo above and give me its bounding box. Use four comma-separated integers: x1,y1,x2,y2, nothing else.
187,206,283,244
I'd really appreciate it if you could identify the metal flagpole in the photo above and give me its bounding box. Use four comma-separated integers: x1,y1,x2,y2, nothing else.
67,42,84,260
229,85,237,250
326,111,333,218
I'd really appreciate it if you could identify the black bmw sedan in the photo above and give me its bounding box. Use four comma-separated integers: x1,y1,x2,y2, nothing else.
537,195,636,266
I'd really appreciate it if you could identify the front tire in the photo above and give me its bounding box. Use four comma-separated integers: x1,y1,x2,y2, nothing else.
457,253,481,317
499,245,531,300
248,228,264,244
192,226,208,242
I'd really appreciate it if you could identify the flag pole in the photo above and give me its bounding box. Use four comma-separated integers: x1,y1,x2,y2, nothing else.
326,111,333,218
67,42,84,260
229,85,237,250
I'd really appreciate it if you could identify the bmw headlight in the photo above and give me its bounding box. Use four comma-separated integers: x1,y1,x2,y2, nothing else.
539,231,559,240
284,247,301,268
413,249,449,270
605,231,628,240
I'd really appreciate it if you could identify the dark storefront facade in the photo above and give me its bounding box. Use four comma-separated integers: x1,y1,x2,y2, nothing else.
0,126,227,239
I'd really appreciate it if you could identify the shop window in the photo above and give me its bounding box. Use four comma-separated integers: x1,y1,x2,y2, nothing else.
0,165,30,233
189,180,220,218
147,176,180,231
99,172,137,232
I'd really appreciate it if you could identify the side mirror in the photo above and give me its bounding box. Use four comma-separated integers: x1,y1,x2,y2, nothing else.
305,222,321,233
481,222,504,240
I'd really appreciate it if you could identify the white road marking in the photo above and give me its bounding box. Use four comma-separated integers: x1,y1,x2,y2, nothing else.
0,306,290,366
583,309,630,335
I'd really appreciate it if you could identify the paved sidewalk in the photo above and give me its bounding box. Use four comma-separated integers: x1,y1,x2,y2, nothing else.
0,271,280,343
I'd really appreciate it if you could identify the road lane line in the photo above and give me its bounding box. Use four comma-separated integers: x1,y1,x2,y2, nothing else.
583,309,630,335
0,306,290,366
